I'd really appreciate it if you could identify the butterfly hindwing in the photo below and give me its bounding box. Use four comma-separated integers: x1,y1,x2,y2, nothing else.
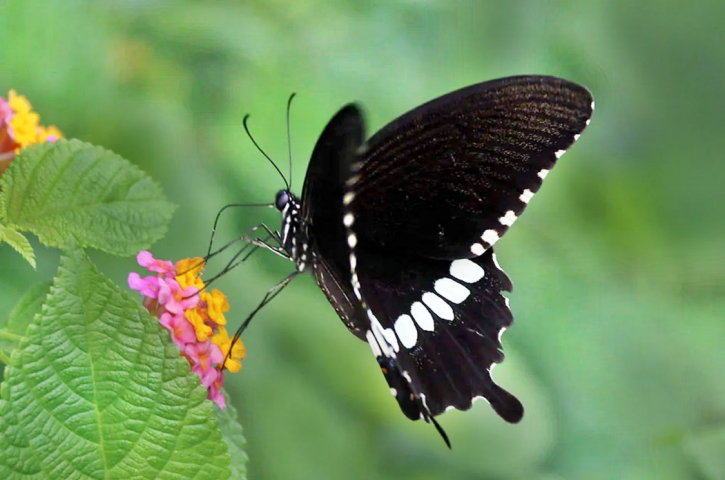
354,246,523,421
347,75,593,259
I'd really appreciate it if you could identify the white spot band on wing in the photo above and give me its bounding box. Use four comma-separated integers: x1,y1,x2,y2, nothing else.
449,259,485,283
394,314,418,349
422,292,454,321
411,302,434,331
434,278,470,304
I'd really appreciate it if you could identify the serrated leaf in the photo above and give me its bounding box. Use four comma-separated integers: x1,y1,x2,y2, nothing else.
215,397,248,480
0,224,36,269
0,139,175,256
0,248,230,479
0,281,51,359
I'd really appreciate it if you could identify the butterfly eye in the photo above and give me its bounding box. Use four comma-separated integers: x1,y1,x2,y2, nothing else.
275,190,290,211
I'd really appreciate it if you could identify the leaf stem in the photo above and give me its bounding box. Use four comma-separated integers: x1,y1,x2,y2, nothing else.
0,329,23,341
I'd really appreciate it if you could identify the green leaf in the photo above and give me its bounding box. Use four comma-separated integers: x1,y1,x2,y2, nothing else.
0,281,51,361
215,397,248,480
684,427,725,480
0,224,36,269
0,139,176,256
0,247,231,479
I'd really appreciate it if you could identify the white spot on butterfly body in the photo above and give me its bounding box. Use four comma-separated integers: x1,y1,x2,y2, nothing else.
449,259,485,283
481,229,500,246
343,192,355,205
349,253,357,271
555,149,567,159
470,243,485,255
390,388,397,397
498,210,518,227
411,302,434,331
343,213,354,227
422,292,454,321
347,233,357,248
434,278,470,304
519,189,534,204
394,314,418,349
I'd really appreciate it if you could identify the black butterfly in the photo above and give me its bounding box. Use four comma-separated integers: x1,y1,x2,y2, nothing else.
239,75,593,446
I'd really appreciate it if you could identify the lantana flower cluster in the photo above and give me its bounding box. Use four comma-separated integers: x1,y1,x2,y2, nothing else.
0,89,63,175
128,251,245,408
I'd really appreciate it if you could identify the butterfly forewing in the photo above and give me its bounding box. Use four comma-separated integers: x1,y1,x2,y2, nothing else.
301,105,369,339
348,75,594,259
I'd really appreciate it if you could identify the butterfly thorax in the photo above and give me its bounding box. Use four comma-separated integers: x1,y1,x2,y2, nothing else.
275,189,310,272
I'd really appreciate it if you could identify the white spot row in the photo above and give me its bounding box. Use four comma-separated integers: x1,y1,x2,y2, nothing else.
498,210,518,227
470,243,485,255
519,189,534,204
392,260,486,349
481,229,500,247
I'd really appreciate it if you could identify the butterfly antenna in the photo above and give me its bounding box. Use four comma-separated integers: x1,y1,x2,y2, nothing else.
286,93,296,188
206,202,274,257
243,114,289,190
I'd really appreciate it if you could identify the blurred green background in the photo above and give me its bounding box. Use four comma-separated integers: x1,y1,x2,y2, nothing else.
1,1,724,479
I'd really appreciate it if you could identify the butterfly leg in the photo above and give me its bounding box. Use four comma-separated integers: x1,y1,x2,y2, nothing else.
231,270,299,345
245,224,289,260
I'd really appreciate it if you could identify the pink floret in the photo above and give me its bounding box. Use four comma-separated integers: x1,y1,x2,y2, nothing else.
137,250,175,274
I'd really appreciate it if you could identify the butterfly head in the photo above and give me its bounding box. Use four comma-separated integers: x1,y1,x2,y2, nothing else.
274,189,291,212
